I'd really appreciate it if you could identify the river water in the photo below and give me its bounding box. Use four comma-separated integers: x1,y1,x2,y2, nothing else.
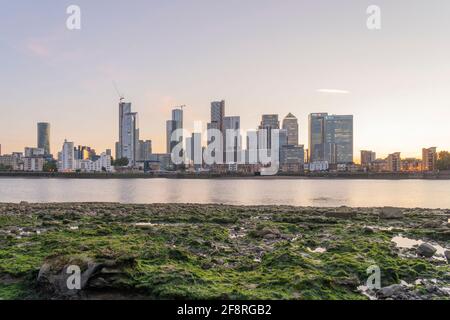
0,178,449,208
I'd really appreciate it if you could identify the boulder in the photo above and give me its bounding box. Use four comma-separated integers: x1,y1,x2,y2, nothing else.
379,207,404,219
417,243,437,258
377,284,405,298
37,257,109,298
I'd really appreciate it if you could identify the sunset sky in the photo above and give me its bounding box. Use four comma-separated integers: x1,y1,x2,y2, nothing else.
1,0,449,159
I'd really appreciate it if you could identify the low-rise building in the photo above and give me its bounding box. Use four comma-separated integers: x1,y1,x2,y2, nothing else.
0,154,23,170
422,147,437,172
360,150,376,170
306,161,329,172
386,152,401,172
401,158,422,172
22,157,44,172
75,152,113,172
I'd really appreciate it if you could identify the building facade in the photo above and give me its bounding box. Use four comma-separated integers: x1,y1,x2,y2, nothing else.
386,152,401,172
60,140,75,172
137,140,152,162
223,116,241,164
75,152,112,172
308,113,353,165
37,122,51,155
361,150,376,168
282,113,299,146
23,157,44,172
308,113,327,162
422,147,437,172
324,115,353,164
166,107,184,157
210,100,225,133
258,114,280,151
118,102,138,165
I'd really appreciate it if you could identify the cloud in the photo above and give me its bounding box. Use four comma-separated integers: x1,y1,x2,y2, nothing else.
25,39,51,57
316,89,350,94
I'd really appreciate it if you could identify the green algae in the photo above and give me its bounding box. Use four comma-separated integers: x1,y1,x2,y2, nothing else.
0,203,448,300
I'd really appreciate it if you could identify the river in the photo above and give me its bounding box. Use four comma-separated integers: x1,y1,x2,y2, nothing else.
0,178,449,208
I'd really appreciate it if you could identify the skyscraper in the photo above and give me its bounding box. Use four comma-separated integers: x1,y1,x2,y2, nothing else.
308,113,327,162
324,115,353,164
308,113,354,164
118,102,138,165
211,100,225,133
166,107,184,156
258,114,280,150
207,101,225,164
37,122,50,155
282,113,299,146
137,140,152,161
61,139,74,172
223,116,241,163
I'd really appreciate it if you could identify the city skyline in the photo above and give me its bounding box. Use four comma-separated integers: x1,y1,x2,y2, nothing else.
1,1,450,157
0,99,444,163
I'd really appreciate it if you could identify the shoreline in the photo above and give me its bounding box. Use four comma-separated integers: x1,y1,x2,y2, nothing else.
2,201,450,210
0,171,449,180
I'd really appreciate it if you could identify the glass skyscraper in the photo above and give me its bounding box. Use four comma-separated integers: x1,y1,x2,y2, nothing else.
308,113,327,162
37,122,50,155
282,113,299,146
324,115,353,164
118,102,138,165
308,113,353,164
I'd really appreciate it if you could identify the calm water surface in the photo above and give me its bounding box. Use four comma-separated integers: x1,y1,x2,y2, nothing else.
0,178,449,208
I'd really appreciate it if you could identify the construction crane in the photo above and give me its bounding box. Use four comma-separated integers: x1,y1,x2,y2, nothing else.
113,81,125,102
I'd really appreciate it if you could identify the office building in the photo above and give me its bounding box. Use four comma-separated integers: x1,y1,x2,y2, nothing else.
280,144,305,172
258,114,280,150
166,107,184,156
324,115,353,164
223,116,241,163
37,122,51,155
117,101,138,165
308,113,353,164
282,113,299,146
211,100,225,133
137,140,152,162
308,113,327,162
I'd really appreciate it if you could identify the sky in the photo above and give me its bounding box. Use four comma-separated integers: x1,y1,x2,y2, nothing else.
1,0,450,159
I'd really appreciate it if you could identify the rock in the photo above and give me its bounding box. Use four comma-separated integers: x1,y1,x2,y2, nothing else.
363,227,375,234
325,210,357,219
417,243,437,257
37,257,106,298
421,221,443,228
444,250,450,261
379,207,404,219
377,284,405,298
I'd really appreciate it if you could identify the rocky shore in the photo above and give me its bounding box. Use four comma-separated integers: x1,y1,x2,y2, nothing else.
0,203,449,300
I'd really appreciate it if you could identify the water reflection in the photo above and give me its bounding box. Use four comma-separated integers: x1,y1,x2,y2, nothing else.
0,178,449,208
